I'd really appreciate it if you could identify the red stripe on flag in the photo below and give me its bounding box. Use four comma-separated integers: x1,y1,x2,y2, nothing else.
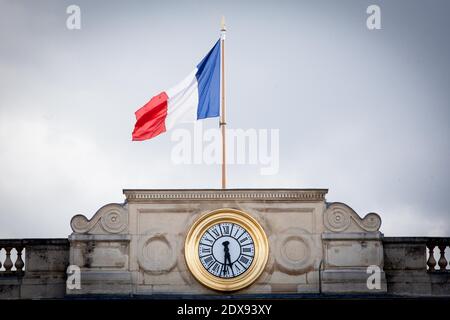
132,92,168,141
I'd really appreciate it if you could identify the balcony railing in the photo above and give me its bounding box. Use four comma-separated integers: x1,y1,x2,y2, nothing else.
0,239,69,276
426,237,450,272
0,237,449,298
0,240,25,275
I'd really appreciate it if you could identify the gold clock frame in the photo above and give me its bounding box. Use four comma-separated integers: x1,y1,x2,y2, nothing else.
184,208,269,292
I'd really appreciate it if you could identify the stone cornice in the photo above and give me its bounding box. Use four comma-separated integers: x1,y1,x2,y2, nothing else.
123,189,328,202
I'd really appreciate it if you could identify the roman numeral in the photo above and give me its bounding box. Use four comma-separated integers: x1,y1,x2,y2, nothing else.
239,237,248,243
239,255,250,265
222,264,232,276
242,247,252,253
211,228,220,238
201,247,211,254
222,225,230,235
211,262,220,273
202,256,214,268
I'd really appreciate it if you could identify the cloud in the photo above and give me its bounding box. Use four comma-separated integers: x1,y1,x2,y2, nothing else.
0,0,449,238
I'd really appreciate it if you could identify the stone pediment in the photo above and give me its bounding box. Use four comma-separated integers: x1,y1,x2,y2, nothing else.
67,188,388,296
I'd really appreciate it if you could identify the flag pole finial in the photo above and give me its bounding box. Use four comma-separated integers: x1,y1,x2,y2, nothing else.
220,16,226,40
221,16,226,31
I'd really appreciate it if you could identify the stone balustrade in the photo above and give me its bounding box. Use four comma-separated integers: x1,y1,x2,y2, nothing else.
426,238,450,272
383,237,450,296
0,240,25,274
0,239,69,299
0,237,449,298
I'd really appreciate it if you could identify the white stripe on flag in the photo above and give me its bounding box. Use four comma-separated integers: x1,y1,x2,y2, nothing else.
165,69,199,130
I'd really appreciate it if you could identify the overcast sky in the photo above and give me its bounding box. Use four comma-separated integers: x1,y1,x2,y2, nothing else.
0,0,449,238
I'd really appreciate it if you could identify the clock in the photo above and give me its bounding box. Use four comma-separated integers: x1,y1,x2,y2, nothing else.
184,208,269,291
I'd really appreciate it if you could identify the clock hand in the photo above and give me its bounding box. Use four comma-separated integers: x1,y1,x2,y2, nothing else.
227,256,235,277
222,253,227,276
222,241,230,276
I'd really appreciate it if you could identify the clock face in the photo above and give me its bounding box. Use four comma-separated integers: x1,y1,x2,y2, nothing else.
184,208,269,291
198,222,255,278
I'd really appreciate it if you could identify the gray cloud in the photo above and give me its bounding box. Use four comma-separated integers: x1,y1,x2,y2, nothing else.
0,0,449,238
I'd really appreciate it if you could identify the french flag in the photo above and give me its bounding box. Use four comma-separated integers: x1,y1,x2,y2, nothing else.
132,40,221,141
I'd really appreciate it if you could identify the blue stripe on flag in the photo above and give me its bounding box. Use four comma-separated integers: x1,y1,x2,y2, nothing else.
195,40,221,120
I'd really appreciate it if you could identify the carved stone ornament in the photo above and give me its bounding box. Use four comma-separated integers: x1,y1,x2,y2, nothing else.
137,230,179,274
70,203,128,234
275,228,315,274
324,202,381,233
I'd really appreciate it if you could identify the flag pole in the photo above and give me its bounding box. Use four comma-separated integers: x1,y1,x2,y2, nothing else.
220,17,227,189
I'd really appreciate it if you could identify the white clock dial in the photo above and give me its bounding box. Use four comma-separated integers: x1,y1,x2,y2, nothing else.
198,222,255,278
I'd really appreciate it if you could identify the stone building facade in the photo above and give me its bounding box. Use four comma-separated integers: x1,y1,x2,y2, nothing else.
0,189,449,299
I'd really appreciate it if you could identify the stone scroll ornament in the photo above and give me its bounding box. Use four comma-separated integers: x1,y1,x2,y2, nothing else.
70,203,128,234
324,202,381,233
